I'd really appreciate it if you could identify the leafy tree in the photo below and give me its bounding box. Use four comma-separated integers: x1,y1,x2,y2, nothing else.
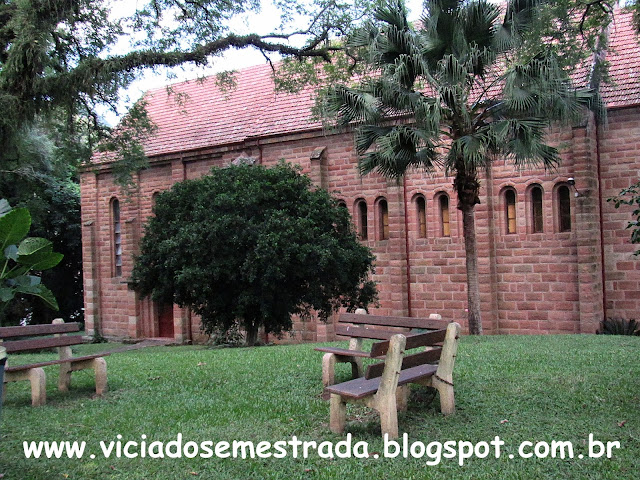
609,181,640,256
0,199,64,325
0,0,375,178
131,163,378,346
0,122,82,326
323,0,601,334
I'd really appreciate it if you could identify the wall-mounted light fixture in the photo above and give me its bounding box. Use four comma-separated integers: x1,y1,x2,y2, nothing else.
567,177,583,197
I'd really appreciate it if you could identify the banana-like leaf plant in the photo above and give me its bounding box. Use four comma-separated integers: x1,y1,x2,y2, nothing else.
0,199,63,322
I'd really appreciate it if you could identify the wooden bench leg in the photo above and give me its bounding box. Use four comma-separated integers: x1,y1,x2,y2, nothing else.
59,362,72,392
396,385,410,412
29,368,47,406
350,358,363,379
4,368,47,406
433,376,455,415
329,394,346,433
322,353,336,387
92,358,108,396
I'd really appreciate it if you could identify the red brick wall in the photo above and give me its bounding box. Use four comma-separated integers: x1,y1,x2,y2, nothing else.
80,109,639,342
599,108,640,318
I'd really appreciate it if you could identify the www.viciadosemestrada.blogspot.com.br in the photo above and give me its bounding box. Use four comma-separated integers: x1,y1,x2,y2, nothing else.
23,433,621,466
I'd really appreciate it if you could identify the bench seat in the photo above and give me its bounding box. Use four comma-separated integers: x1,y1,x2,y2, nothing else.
5,353,111,373
313,347,382,359
325,364,438,400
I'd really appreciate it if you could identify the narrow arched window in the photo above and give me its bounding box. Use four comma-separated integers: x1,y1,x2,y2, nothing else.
505,189,517,234
439,194,450,237
112,198,122,277
416,195,427,238
377,198,389,240
558,185,571,232
530,186,544,233
356,199,368,240
337,200,347,210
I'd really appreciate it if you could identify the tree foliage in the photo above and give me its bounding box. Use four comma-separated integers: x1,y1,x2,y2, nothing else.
322,0,600,334
0,0,376,177
131,163,377,346
609,181,640,256
0,199,64,326
0,121,83,326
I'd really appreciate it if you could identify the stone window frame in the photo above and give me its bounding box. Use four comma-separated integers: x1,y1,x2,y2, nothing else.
354,198,368,240
375,196,390,241
111,197,122,277
413,194,427,238
435,192,451,237
555,183,572,233
527,184,545,234
504,187,518,235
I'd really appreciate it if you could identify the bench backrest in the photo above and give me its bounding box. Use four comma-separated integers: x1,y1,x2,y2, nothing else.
0,321,83,353
364,323,459,380
338,313,449,331
336,313,449,343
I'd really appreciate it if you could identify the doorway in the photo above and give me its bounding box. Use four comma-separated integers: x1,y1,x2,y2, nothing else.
156,303,174,338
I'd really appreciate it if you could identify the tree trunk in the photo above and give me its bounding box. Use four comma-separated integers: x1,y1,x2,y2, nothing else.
462,202,483,335
245,322,259,346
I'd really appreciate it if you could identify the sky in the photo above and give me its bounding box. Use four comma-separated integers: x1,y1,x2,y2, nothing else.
103,0,425,125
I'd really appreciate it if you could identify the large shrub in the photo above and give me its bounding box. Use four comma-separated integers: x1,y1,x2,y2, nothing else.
132,163,377,345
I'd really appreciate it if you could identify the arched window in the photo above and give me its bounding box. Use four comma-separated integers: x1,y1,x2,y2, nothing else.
530,185,544,233
439,194,450,237
505,189,517,234
337,200,347,210
356,199,368,240
415,195,427,238
558,185,571,232
377,198,389,240
112,198,122,277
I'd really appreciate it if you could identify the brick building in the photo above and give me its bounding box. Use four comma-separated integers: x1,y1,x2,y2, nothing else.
80,11,640,343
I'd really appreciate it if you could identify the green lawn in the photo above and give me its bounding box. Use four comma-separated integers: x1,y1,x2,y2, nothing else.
1,334,638,479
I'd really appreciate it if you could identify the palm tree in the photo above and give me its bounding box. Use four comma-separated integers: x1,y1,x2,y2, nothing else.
325,0,601,334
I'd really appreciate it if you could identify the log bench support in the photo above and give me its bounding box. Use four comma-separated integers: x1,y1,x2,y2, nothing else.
1,318,109,406
327,322,460,439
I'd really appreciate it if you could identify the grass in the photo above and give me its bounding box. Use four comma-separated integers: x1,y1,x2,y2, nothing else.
1,334,639,479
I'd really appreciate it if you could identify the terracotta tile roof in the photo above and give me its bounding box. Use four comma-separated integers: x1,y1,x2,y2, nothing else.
138,64,320,158
600,9,640,109
96,8,640,162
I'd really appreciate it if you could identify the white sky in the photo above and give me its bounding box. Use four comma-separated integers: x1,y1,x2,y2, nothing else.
103,0,425,125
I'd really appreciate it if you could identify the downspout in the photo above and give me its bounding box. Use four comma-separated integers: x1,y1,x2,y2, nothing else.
403,176,413,317
590,22,609,321
595,119,608,320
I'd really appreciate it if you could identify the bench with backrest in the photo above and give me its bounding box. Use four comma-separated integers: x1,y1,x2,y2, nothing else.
0,319,108,406
325,321,461,439
315,311,449,388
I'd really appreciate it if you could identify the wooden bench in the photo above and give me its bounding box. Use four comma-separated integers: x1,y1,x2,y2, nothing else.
325,321,460,439
0,319,108,406
315,311,449,388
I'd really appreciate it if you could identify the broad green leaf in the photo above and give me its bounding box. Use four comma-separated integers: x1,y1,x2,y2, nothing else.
0,287,14,302
5,264,30,279
0,199,10,217
17,237,52,256
14,275,41,287
30,253,64,271
0,208,31,251
15,283,59,310
4,244,18,261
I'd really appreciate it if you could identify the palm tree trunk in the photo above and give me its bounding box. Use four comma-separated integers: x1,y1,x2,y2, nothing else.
462,202,483,335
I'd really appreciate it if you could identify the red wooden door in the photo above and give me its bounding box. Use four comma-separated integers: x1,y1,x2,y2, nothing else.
157,303,174,338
